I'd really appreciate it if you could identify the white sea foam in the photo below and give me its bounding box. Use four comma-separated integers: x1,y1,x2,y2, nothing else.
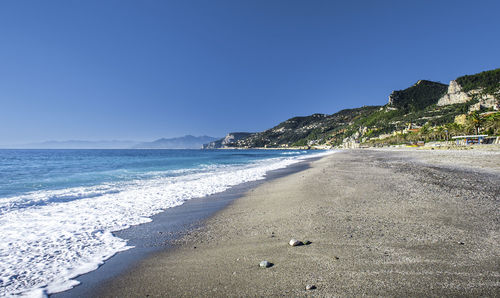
0,151,333,297
280,151,305,155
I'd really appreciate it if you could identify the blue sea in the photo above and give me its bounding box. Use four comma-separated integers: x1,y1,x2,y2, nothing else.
0,149,329,296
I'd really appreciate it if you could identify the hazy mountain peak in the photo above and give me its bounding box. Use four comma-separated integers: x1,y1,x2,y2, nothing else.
133,135,219,149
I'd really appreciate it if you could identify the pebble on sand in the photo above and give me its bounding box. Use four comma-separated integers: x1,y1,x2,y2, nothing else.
289,239,303,246
259,260,273,268
306,284,317,290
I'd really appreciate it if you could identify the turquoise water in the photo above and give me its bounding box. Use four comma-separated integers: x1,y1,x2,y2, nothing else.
0,149,305,199
0,149,327,296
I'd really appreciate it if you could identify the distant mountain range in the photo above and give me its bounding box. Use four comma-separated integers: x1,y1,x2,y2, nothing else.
4,135,220,149
133,135,219,149
6,140,139,149
5,68,499,150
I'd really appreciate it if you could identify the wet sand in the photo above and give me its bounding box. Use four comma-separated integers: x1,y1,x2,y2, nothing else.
96,149,500,297
53,158,316,298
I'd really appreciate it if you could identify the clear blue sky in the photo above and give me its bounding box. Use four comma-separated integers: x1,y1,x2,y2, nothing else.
1,0,499,145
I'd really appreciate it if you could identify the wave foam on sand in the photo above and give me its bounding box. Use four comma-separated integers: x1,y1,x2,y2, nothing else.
0,151,333,297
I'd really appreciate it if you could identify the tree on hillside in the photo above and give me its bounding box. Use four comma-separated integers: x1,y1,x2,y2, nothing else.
435,126,445,141
445,122,465,137
418,124,430,141
483,112,500,136
467,111,484,135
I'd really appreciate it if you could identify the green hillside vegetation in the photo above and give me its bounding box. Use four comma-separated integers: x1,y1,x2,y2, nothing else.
389,80,448,112
215,68,499,149
235,100,483,148
483,112,500,135
456,68,500,96
365,111,500,146
357,99,477,133
237,107,380,147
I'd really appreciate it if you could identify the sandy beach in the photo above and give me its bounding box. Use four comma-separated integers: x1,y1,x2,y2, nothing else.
94,149,500,297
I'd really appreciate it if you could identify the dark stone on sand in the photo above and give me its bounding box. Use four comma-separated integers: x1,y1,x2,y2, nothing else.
306,284,317,290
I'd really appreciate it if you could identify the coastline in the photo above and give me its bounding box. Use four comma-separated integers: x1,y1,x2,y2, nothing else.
52,153,325,297
95,149,499,297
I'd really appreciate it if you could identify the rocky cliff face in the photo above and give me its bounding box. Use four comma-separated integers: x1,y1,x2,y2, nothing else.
202,68,497,149
437,80,471,106
387,91,398,106
437,80,499,111
202,132,254,149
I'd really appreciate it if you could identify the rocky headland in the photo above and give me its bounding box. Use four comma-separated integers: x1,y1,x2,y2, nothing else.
202,68,500,150
202,132,254,149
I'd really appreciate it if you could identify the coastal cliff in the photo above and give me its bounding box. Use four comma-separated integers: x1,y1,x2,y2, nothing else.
437,68,500,111
202,133,254,149
208,68,499,149
437,80,471,106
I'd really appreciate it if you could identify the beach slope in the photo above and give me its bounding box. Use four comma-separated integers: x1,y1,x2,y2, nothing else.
97,149,500,297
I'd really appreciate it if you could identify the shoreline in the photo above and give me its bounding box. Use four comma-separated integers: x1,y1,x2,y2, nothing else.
52,154,326,297
95,149,499,297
